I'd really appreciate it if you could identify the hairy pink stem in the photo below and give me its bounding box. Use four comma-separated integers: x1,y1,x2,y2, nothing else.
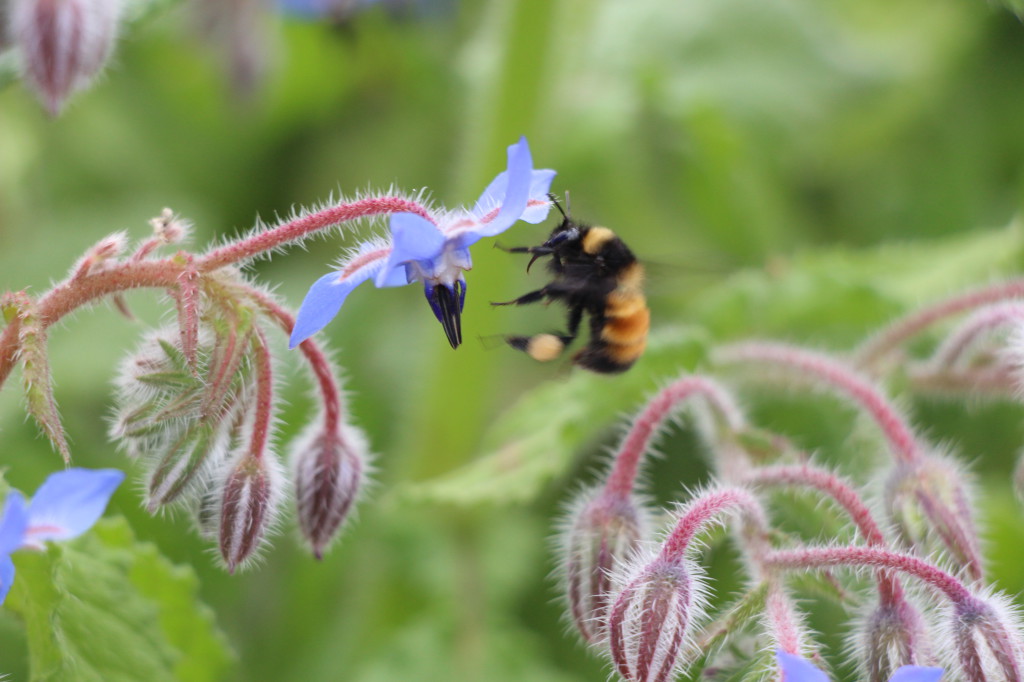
747,465,886,546
660,487,768,561
715,342,922,464
36,259,183,326
0,260,183,393
930,302,1024,368
241,288,342,434
767,582,803,654
604,376,744,498
197,196,433,272
765,546,973,605
249,330,274,460
747,464,905,606
855,278,1024,371
906,366,1018,396
0,313,23,388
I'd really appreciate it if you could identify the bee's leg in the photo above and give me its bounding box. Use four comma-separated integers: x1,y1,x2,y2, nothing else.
505,334,573,363
564,304,584,341
491,280,577,308
490,287,550,307
493,243,552,255
493,243,557,272
504,303,585,364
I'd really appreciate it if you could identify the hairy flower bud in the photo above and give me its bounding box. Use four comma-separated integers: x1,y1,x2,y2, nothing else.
217,451,283,573
292,422,368,559
112,324,260,515
859,597,932,682
70,232,127,279
884,453,982,582
10,0,121,114
561,488,650,644
607,553,706,682
112,325,251,450
148,208,191,245
145,421,231,510
945,592,1024,681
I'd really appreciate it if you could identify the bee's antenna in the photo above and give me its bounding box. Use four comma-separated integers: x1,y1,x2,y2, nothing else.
547,192,570,221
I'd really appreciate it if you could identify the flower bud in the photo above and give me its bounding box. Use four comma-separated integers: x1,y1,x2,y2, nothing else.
218,451,282,573
111,325,252,456
859,596,932,682
69,232,127,279
607,553,705,682
10,0,121,114
884,453,982,582
145,422,230,511
946,592,1024,681
560,488,650,644
148,208,191,245
292,422,369,559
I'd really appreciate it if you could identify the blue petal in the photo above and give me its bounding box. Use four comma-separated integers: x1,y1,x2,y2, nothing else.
26,469,124,544
470,136,534,239
518,169,558,224
291,268,376,348
377,213,445,286
0,492,28,556
776,650,830,682
0,555,15,605
889,667,944,682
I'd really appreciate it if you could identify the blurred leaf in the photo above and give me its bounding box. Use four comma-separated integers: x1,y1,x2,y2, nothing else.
398,326,710,505
692,220,1024,345
719,648,778,682
6,517,233,682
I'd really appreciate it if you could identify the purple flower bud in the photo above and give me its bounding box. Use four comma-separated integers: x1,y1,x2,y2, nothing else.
217,452,283,573
859,597,933,682
945,592,1024,681
292,422,368,559
560,489,650,644
884,453,983,582
10,0,121,114
607,553,705,682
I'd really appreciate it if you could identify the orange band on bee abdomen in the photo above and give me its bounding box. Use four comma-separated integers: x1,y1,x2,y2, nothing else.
606,336,648,364
601,306,650,345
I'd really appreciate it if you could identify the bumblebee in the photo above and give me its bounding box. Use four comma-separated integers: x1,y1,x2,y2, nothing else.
493,196,649,374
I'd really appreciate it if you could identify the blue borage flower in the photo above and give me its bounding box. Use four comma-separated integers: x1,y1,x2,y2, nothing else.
289,136,556,349
0,468,124,604
776,650,943,682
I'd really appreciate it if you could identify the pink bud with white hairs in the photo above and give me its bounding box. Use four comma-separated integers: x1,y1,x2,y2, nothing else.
10,0,122,114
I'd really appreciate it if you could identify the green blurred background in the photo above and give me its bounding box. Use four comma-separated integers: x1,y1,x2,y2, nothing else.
3,0,1024,679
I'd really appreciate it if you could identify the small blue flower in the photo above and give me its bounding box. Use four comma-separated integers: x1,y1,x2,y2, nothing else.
0,468,124,604
290,136,556,349
776,650,943,682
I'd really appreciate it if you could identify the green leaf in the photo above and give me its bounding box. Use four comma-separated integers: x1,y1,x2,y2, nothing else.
692,221,1024,345
6,517,233,682
399,327,710,505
